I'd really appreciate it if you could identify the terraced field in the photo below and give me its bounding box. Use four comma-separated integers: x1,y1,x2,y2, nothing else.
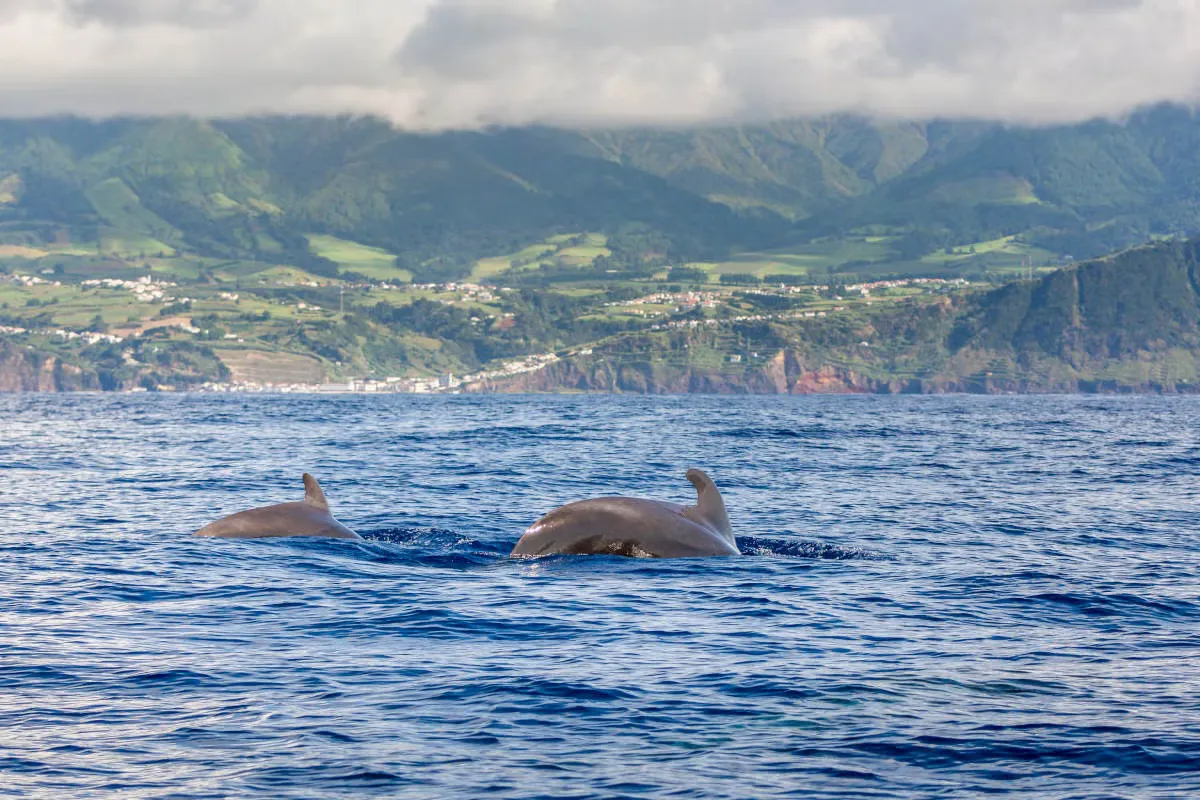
214,348,327,385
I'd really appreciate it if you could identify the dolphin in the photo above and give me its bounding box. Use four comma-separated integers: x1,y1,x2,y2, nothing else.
511,469,739,558
194,473,363,540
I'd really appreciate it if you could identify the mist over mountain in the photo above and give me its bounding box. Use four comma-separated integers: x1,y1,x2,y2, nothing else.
1,1,1197,128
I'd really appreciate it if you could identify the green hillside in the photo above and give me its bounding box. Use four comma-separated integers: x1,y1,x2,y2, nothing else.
486,238,1200,394
0,116,778,283
7,108,1200,287
4,231,1200,393
576,118,941,218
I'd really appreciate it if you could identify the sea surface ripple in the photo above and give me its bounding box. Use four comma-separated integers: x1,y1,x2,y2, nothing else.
1,394,1198,799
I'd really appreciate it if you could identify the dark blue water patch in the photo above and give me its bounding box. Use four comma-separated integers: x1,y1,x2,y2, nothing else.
844,734,1200,775
716,425,833,439
997,591,1200,621
1,394,1200,799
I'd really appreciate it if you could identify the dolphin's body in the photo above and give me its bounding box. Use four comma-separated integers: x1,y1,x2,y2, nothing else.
194,474,362,540
511,469,739,558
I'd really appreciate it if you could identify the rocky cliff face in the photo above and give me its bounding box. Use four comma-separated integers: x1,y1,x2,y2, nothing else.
472,347,1200,395
0,343,99,392
472,350,923,395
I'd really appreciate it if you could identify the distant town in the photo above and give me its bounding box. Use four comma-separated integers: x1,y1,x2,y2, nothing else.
195,352,562,395
1,256,982,394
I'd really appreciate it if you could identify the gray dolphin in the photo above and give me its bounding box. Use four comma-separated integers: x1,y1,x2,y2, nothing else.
510,469,739,558
194,473,363,540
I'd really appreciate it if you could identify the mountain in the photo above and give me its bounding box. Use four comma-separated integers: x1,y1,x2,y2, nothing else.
796,106,1200,262
573,118,979,218
6,107,1200,284
0,116,785,281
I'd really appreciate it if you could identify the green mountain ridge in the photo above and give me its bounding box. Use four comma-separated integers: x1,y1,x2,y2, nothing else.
6,107,1200,283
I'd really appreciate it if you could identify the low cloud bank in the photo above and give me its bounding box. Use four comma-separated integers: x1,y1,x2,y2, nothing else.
0,0,1193,127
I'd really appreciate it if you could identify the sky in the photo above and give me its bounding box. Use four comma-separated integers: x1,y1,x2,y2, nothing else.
0,0,1195,128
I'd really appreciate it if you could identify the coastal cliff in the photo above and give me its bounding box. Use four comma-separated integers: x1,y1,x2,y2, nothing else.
475,347,1200,395
476,239,1200,395
0,343,98,392
478,351,909,394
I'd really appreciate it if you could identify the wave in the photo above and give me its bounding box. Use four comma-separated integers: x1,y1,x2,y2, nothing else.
738,536,889,560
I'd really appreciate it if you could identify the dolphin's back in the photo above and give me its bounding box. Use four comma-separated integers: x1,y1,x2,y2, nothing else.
512,497,738,558
195,501,360,540
194,473,362,541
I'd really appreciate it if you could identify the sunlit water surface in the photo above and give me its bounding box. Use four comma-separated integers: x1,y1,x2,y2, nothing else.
1,394,1198,799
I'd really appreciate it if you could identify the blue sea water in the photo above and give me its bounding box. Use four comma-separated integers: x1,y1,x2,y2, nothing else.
0,394,1198,799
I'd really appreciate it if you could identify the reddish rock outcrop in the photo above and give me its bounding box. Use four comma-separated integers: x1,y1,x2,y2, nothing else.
472,350,928,395
0,343,98,392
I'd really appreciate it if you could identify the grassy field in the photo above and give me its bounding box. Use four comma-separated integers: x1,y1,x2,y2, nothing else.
0,175,20,204
214,348,327,384
0,245,49,259
673,233,1063,283
254,231,284,254
916,235,1060,276
307,234,412,282
687,237,898,281
470,242,557,283
85,179,181,254
551,233,610,266
0,282,163,328
239,264,343,286
98,232,178,258
468,233,609,283
925,175,1042,206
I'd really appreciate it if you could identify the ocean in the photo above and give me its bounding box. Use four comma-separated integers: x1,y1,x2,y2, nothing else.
1,394,1197,798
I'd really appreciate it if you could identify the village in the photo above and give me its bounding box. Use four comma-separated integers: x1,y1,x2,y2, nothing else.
1,259,980,394
196,352,562,395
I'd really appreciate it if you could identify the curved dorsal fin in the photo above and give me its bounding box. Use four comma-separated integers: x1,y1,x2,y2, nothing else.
302,473,330,511
683,468,734,546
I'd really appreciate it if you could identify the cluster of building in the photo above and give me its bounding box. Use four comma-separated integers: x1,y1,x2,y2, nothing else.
609,290,723,313
626,276,970,331
737,276,970,298
410,282,503,303
276,278,325,288
460,352,559,388
81,275,194,306
613,279,963,318
200,378,416,394
52,328,124,345
83,275,172,298
741,284,813,295
840,277,971,296
649,306,848,332
0,315,208,345
0,323,122,345
195,352,562,395
8,274,61,288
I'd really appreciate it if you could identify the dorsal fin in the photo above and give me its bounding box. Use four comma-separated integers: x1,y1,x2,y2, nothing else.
682,468,735,547
302,473,330,511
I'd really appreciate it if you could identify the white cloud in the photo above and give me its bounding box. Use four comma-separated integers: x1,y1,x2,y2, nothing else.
0,0,1195,127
